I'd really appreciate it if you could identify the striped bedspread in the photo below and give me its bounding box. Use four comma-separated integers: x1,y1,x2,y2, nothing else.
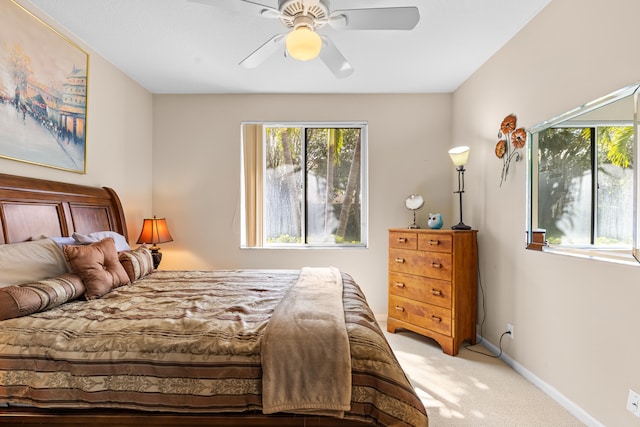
0,269,427,427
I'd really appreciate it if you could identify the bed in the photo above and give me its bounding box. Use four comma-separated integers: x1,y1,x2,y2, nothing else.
0,173,428,427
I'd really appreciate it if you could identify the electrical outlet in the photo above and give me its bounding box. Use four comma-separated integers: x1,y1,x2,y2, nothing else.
627,389,640,417
506,323,514,339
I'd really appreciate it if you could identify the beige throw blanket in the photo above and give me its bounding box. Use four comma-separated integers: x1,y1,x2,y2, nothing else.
261,267,351,417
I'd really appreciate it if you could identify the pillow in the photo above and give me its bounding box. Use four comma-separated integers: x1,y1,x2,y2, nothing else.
63,238,130,300
47,236,77,248
119,245,154,282
0,239,70,288
0,273,85,321
72,231,131,252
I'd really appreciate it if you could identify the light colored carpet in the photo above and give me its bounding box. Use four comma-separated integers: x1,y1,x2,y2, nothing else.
382,322,585,426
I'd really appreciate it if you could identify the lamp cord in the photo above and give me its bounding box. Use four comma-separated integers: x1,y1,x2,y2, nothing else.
464,238,511,359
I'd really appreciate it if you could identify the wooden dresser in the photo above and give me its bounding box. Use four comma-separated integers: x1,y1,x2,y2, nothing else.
387,228,478,356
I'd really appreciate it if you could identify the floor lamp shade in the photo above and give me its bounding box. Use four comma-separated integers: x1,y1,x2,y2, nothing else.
136,216,173,269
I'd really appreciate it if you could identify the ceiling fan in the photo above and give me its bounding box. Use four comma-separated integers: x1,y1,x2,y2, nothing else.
190,0,420,78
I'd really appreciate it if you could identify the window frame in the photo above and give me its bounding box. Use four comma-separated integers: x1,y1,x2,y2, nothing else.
240,121,369,249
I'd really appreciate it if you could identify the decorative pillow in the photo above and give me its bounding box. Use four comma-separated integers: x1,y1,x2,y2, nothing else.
0,238,70,288
0,273,85,321
63,238,130,300
72,231,131,252
119,245,154,282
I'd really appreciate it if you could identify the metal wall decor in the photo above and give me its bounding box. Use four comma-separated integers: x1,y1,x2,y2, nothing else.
496,114,526,186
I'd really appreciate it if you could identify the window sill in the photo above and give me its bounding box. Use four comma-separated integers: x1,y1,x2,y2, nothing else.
241,244,368,250
535,245,639,266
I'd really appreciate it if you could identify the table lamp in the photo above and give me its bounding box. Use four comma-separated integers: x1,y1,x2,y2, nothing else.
136,216,173,269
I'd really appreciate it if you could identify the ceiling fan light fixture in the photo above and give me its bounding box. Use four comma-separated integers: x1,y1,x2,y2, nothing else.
285,25,322,61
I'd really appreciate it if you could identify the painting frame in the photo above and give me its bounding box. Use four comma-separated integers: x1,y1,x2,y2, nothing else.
0,0,89,174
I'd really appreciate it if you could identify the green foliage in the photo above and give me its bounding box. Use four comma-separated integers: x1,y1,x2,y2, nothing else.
595,236,632,245
264,125,362,245
265,127,302,170
266,234,301,244
538,125,634,245
334,235,361,244
265,233,361,245
598,126,633,168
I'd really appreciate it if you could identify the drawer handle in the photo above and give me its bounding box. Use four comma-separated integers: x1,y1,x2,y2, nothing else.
431,315,442,323
395,257,406,264
397,237,408,243
431,289,443,297
430,262,442,269
395,282,406,288
428,239,440,246
395,306,405,312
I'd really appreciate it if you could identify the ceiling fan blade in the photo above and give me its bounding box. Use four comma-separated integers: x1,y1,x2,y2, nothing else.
329,7,420,30
239,34,286,68
188,0,280,18
319,37,354,79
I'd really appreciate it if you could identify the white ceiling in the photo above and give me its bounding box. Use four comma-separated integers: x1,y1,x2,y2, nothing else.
27,0,551,94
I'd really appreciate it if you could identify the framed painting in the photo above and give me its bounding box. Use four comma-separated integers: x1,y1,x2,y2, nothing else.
0,0,88,173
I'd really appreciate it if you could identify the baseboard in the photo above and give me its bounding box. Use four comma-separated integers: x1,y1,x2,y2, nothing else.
380,315,603,426
478,335,606,427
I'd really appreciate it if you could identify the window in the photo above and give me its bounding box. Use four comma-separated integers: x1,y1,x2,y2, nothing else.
241,122,367,248
527,83,640,263
537,125,633,246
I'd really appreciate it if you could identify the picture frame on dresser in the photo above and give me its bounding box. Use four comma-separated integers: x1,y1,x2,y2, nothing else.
387,228,478,356
0,1,88,173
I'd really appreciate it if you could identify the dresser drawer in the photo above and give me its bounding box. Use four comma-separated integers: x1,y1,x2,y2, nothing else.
389,272,452,309
389,231,418,250
418,233,452,253
389,295,451,336
389,248,452,281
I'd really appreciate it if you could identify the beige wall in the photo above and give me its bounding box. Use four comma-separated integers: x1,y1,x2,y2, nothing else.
152,93,453,311
453,0,640,425
10,0,639,425
6,1,154,244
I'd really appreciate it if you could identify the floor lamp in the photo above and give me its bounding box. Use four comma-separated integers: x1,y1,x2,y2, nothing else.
448,146,471,230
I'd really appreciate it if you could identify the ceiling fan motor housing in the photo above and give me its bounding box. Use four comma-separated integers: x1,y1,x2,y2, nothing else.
278,0,329,29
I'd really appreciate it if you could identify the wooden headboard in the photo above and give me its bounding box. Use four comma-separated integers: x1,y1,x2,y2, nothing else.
0,173,127,244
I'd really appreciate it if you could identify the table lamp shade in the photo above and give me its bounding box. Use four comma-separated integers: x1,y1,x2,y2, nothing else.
136,217,173,246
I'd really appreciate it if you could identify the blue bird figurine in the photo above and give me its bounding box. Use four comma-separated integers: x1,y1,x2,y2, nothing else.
428,213,443,229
